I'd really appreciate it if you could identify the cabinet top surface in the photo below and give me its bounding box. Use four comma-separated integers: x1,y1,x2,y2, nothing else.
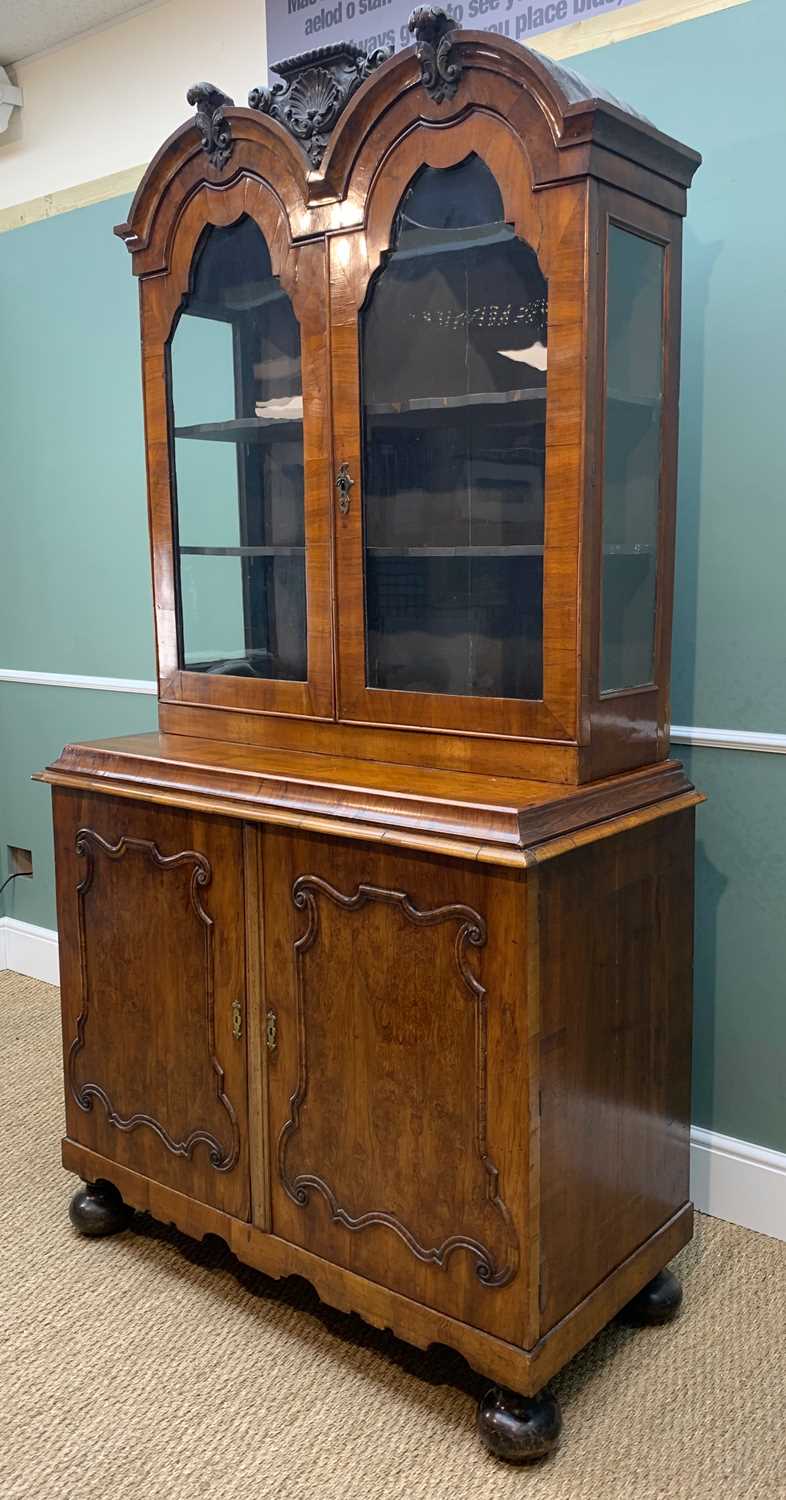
38,733,702,866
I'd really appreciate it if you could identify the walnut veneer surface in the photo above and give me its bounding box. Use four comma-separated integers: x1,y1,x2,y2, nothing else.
40,733,698,860
46,756,700,1391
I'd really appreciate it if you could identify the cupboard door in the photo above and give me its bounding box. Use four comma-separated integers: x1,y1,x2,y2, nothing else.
55,790,250,1220
262,828,534,1343
330,117,585,743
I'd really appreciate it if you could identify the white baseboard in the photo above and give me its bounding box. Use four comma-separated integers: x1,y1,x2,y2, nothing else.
690,1126,786,1241
0,917,60,985
1,917,784,1241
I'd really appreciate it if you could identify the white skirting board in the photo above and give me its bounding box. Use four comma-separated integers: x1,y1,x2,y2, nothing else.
1,916,784,1244
1,917,60,986
689,1128,786,1242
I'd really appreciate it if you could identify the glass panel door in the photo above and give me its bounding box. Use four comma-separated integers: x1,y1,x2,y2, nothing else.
169,215,306,681
360,155,547,703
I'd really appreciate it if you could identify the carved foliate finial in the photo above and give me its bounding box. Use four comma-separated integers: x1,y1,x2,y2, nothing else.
408,7,462,104
248,41,391,169
187,82,234,170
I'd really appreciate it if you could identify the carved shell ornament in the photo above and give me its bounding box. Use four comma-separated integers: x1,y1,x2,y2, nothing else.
249,42,392,169
288,67,341,138
409,6,463,104
188,12,462,173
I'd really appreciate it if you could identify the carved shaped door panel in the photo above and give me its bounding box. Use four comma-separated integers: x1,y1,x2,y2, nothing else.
54,790,250,1219
262,828,534,1342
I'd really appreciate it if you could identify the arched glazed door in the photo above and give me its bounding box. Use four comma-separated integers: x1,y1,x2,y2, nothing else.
170,216,307,684
361,155,547,704
140,177,334,721
329,116,585,743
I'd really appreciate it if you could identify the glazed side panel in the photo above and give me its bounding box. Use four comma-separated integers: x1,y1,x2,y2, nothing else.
581,185,685,779
53,787,251,1219
260,827,536,1344
537,808,695,1331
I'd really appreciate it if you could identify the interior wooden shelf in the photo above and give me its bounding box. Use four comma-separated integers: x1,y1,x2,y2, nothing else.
365,387,546,419
174,417,302,442
186,281,288,319
367,545,544,558
393,224,522,262
178,543,651,561
179,545,304,557
366,544,653,559
607,389,661,408
603,543,656,556
252,356,302,380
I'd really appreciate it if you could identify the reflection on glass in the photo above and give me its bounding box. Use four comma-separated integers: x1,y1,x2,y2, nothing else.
360,155,547,700
600,226,665,693
169,215,306,680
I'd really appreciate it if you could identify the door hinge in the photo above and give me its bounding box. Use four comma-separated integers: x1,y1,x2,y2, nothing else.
265,1008,278,1052
232,998,243,1041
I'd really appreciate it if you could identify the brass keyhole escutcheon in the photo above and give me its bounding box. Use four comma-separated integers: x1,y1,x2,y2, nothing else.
266,1009,278,1052
232,998,243,1041
336,462,354,514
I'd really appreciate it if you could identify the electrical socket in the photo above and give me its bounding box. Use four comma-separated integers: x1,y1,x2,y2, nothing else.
7,847,33,877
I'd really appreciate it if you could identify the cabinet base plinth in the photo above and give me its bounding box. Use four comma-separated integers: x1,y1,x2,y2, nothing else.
61,1137,692,1400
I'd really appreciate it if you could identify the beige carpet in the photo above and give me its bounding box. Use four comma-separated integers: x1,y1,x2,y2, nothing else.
1,970,785,1500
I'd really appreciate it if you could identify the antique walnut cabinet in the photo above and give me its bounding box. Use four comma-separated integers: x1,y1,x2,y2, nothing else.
39,11,703,1463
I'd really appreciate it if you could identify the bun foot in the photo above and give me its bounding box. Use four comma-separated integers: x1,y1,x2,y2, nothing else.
619,1268,683,1326
477,1386,561,1464
69,1179,132,1237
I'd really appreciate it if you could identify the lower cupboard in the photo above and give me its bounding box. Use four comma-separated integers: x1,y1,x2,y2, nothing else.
52,784,695,1404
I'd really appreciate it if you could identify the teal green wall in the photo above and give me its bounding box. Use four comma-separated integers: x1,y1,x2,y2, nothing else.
680,744,786,1152
570,0,786,736
1,0,784,1153
0,686,157,931
1,195,154,678
0,193,158,931
570,0,786,1153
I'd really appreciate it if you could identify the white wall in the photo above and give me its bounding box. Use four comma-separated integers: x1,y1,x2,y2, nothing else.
0,0,749,215
0,0,266,211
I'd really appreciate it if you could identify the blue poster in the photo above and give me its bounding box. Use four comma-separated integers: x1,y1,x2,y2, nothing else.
265,0,646,71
